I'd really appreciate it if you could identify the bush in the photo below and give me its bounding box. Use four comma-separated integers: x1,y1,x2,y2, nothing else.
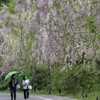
0,77,8,90
32,68,47,90
51,63,99,94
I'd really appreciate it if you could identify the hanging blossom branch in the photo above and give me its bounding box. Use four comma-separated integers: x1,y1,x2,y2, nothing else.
0,0,100,76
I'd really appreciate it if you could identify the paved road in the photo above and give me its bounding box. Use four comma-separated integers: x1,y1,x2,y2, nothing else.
0,93,77,100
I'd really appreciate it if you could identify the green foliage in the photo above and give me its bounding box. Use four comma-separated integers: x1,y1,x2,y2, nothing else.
65,64,98,93
51,66,66,91
6,0,15,13
0,0,9,7
0,60,3,67
32,67,47,90
50,63,99,94
0,0,15,13
0,77,8,90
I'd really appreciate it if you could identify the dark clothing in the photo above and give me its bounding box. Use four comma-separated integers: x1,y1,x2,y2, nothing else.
9,79,18,100
23,88,29,99
10,87,16,100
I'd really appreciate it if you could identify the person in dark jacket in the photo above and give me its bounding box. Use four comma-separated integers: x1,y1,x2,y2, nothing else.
9,74,18,100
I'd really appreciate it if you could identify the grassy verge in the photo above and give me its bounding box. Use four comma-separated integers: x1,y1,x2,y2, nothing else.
30,90,100,100
70,92,100,100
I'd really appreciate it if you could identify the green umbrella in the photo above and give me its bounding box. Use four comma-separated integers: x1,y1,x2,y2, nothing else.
5,71,18,81
18,72,25,77
18,72,30,77
18,71,30,80
18,72,30,85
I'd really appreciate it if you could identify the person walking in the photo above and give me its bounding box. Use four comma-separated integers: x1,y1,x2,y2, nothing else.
9,74,18,100
22,75,30,100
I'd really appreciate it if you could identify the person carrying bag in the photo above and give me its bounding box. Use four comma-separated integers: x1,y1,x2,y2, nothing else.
22,75,32,100
9,74,18,100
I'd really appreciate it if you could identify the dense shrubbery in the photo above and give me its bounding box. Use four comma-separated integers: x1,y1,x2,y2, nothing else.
32,67,47,91
0,77,8,91
50,62,99,94
0,62,100,96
